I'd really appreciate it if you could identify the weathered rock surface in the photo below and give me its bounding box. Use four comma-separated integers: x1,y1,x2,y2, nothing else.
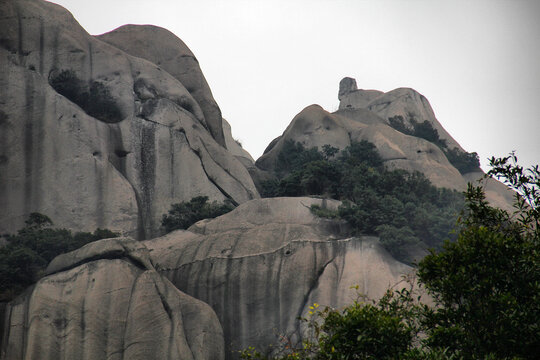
0,0,258,238
144,197,414,357
256,104,466,191
221,118,254,163
255,79,515,209
96,24,226,148
0,237,225,360
339,79,463,151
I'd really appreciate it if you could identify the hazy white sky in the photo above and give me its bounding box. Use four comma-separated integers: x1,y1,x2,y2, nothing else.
50,0,539,170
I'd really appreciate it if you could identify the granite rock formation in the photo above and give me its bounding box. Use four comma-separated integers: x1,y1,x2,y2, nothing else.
0,0,258,239
0,237,224,360
0,1,520,359
144,197,414,357
256,78,514,209
256,104,466,191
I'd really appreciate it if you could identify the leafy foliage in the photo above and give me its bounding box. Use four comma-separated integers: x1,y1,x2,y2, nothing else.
241,285,457,360
387,115,447,148
388,115,480,174
243,154,539,360
444,148,481,174
417,155,540,359
262,140,464,262
49,69,122,123
0,213,118,301
161,196,236,232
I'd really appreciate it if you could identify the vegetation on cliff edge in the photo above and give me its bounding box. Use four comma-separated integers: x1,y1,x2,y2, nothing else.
388,115,480,174
161,196,236,232
261,140,464,262
243,154,540,359
0,213,118,301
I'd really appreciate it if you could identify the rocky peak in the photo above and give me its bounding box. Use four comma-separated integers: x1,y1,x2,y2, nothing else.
338,76,358,100
0,0,259,239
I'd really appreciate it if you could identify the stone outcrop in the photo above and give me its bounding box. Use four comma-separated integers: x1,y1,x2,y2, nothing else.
0,2,520,359
339,80,463,151
144,197,414,357
256,104,466,191
96,24,226,148
221,118,254,164
0,237,225,360
0,0,258,239
255,79,515,209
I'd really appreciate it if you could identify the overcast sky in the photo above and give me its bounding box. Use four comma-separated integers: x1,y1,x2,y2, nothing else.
51,0,539,170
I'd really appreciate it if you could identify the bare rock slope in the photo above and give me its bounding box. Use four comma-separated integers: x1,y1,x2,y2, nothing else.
1,237,225,360
144,197,414,357
0,0,258,239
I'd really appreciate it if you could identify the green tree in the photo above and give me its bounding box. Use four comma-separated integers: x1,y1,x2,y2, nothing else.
417,155,540,359
161,196,236,232
263,141,464,262
244,154,539,360
0,214,118,301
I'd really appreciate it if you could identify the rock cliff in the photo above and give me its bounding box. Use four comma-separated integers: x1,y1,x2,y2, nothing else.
0,0,259,240
144,197,414,357
255,78,514,209
1,237,224,360
0,1,520,359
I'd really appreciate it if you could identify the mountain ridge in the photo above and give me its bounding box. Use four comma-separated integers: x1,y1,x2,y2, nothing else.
0,1,519,359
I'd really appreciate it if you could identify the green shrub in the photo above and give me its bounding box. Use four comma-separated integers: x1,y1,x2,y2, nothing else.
417,155,540,359
0,213,118,301
161,196,236,232
262,141,463,262
443,147,480,173
387,115,480,174
85,81,123,122
243,155,539,359
49,69,122,123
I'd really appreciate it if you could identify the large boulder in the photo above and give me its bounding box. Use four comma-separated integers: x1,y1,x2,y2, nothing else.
0,0,258,239
144,197,414,357
0,237,224,360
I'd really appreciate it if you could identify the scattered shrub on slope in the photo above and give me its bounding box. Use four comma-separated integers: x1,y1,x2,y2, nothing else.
388,115,480,174
244,154,540,360
161,196,236,232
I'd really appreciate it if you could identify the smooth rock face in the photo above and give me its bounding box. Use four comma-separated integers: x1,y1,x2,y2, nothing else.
339,82,463,151
97,24,226,148
221,118,254,163
144,197,414,357
0,237,225,360
0,0,258,238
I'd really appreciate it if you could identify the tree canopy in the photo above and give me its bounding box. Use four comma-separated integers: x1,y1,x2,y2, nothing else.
262,140,464,262
244,154,540,360
0,214,117,301
161,196,236,232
